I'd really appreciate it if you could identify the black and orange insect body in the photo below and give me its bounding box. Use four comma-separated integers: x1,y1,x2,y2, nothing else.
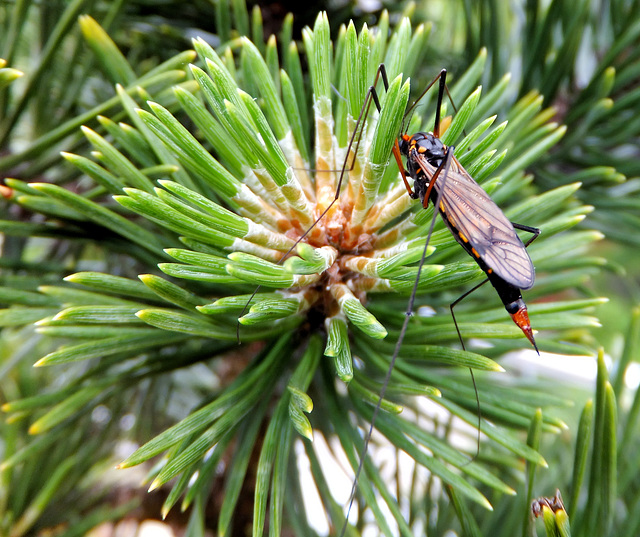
393,71,540,352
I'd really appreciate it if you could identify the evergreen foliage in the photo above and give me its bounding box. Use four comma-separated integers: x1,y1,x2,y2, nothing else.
1,1,638,536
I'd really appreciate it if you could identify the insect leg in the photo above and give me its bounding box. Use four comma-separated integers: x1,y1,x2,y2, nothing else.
450,279,490,352
449,277,489,457
512,222,541,247
392,139,415,197
237,65,391,342
403,69,448,136
271,64,390,252
432,70,447,138
308,67,388,232
402,68,459,139
338,135,456,537
292,65,390,174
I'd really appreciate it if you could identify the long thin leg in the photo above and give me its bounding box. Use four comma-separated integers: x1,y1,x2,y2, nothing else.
238,65,391,342
450,276,489,459
290,75,387,246
449,221,539,455
433,70,447,138
338,141,456,537
293,66,389,178
512,222,541,247
402,69,460,139
403,69,448,135
450,278,490,352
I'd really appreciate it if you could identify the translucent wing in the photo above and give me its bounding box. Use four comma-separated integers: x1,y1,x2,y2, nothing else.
414,153,535,289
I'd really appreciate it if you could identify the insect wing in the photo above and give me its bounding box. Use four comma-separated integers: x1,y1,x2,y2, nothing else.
415,153,535,289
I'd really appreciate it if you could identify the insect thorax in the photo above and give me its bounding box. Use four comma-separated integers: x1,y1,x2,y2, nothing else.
407,132,447,166
400,132,447,203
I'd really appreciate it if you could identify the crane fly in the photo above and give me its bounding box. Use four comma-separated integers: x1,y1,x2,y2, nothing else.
237,61,541,535
333,65,540,536
248,65,541,351
392,70,540,352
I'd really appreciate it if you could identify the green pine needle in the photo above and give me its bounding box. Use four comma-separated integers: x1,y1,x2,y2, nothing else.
3,2,631,536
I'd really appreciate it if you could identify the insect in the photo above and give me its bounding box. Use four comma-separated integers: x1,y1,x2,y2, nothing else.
239,62,541,534
240,66,540,352
330,65,541,534
392,69,540,353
